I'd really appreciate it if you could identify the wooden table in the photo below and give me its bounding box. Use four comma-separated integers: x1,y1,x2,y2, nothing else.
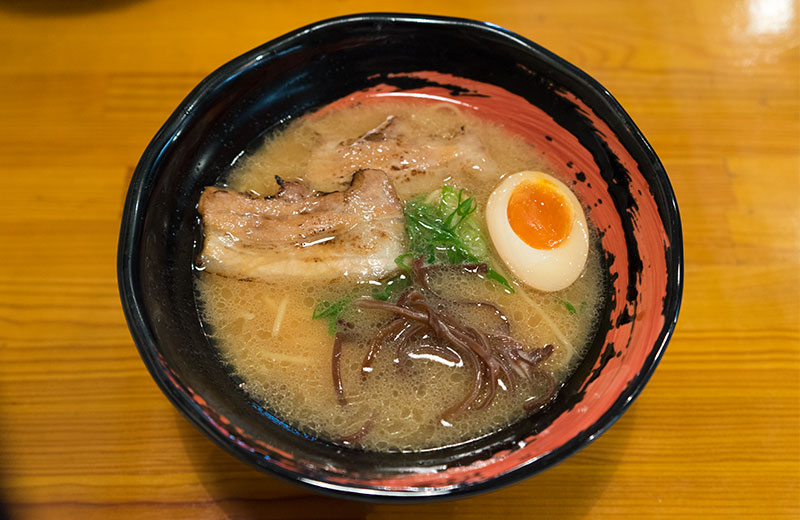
1,0,797,518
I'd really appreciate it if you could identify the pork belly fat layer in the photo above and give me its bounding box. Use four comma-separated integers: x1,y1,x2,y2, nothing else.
197,169,405,281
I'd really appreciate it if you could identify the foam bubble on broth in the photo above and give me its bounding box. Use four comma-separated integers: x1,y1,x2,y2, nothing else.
196,99,605,451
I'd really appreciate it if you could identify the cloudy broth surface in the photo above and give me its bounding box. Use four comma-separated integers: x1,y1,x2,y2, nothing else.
195,99,604,452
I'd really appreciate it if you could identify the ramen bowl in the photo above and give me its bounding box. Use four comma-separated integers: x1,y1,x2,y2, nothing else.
118,13,682,501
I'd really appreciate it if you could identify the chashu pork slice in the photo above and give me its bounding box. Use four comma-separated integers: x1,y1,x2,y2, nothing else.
197,169,405,281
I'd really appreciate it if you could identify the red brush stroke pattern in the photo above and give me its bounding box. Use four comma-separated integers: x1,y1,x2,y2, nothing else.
174,71,672,492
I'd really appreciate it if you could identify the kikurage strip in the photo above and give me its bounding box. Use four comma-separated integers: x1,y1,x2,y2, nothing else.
352,269,557,419
412,258,510,334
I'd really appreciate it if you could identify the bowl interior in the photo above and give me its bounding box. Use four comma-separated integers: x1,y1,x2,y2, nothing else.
119,14,682,500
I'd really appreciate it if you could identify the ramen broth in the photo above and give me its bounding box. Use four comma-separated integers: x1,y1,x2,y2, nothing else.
195,100,604,451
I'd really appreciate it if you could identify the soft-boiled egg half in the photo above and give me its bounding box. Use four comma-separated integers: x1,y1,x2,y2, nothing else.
486,171,589,292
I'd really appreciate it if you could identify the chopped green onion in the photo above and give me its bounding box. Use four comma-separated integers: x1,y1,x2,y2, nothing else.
312,299,349,335
562,300,577,315
400,185,513,293
486,268,512,291
394,253,414,272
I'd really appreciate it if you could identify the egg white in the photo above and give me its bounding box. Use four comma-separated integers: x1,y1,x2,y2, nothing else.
486,171,589,292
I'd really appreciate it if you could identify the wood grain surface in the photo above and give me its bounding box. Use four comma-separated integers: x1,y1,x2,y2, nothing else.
0,0,798,518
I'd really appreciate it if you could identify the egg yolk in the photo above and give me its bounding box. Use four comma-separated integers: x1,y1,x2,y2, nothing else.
506,179,572,249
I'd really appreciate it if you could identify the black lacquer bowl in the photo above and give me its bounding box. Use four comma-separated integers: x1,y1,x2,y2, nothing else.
118,13,682,501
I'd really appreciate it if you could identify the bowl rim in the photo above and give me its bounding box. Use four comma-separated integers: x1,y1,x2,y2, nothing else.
117,12,684,502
